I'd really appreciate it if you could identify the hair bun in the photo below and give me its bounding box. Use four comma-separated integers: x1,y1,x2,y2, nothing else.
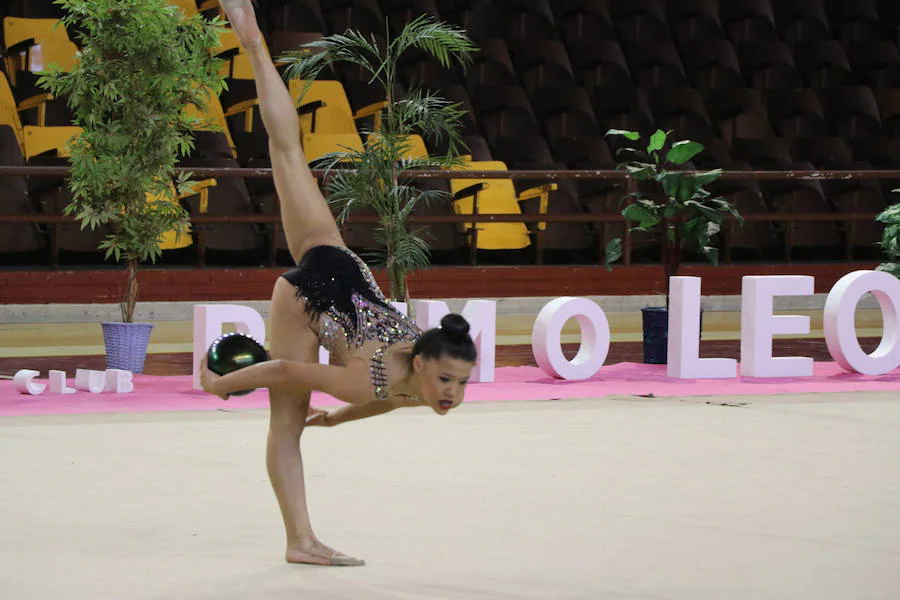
440,313,471,341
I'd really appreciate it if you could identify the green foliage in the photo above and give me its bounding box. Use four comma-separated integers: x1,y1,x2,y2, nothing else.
604,129,744,299
38,0,226,320
876,198,900,278
278,14,477,300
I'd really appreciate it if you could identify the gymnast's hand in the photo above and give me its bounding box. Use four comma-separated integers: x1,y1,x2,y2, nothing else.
200,358,229,401
306,406,336,427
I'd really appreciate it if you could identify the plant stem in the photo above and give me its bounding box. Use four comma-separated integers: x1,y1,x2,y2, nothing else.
121,258,138,323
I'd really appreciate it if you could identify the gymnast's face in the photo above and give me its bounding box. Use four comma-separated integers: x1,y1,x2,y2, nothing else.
413,354,474,415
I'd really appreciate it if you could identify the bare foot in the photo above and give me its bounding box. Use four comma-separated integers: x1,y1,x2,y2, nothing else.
220,0,265,52
286,539,365,567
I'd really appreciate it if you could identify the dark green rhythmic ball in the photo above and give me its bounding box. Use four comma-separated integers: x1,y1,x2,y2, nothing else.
206,333,269,396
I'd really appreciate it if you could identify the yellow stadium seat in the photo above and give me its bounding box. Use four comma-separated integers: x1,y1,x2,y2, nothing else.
301,132,364,162
3,17,79,84
449,160,557,251
366,133,429,160
22,125,81,159
183,86,238,158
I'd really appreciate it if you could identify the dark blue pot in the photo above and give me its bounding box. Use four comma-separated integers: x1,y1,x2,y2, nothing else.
641,307,704,365
641,307,669,365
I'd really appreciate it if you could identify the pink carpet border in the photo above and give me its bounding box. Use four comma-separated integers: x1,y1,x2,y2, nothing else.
1,361,899,417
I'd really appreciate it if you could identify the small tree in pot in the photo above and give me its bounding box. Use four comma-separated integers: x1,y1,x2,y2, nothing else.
604,128,744,364
39,0,226,372
876,198,900,278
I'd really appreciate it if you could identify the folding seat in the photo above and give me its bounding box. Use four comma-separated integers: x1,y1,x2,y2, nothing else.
849,138,900,200
679,40,743,92
551,136,615,169
470,84,541,146
648,87,718,144
552,0,616,46
824,0,887,42
465,38,518,91
790,136,885,256
400,55,462,90
736,40,804,90
508,39,578,96
773,0,832,43
590,87,655,141
529,86,600,146
769,162,846,260
793,41,854,88
447,159,533,264
730,137,793,168
819,85,885,139
0,74,42,261
612,0,671,42
461,135,492,162
621,41,687,89
704,88,773,144
176,156,267,264
409,175,468,265
266,0,326,34
380,0,440,36
720,0,779,43
502,0,560,42
5,0,66,19
687,138,778,259
569,40,632,94
2,16,78,123
876,89,900,138
877,0,900,30
667,0,726,44
489,135,555,171
764,89,830,140
845,41,900,89
321,0,384,36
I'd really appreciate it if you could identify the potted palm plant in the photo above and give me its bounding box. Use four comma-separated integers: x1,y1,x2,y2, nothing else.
876,198,900,277
604,128,744,364
278,14,477,302
38,0,226,372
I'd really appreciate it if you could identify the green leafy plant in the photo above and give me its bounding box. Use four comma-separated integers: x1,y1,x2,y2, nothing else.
279,15,477,301
876,198,900,278
604,128,744,305
38,0,227,322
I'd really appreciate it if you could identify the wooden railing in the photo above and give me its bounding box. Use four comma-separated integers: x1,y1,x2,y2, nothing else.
0,165,895,268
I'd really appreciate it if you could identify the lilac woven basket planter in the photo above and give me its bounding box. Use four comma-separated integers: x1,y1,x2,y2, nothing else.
101,322,154,374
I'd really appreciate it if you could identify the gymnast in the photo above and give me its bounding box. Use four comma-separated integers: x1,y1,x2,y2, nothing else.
200,0,477,567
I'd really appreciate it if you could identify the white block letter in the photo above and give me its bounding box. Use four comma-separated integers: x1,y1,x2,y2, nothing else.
75,369,106,393
412,300,496,382
740,276,814,378
49,370,76,394
104,369,134,393
532,297,609,380
14,369,45,395
824,270,900,375
193,304,266,390
668,277,737,379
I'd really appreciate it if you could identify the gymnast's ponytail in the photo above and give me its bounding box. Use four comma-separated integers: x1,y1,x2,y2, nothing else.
411,313,477,363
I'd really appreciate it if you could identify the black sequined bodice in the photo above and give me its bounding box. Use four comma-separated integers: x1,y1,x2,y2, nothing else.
281,245,421,360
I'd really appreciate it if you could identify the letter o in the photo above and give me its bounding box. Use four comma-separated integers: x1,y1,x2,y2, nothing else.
532,297,610,380
824,270,900,375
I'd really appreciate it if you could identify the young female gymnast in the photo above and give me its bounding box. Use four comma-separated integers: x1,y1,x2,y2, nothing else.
200,0,477,567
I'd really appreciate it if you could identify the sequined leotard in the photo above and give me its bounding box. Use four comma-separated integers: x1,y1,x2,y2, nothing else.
280,245,422,401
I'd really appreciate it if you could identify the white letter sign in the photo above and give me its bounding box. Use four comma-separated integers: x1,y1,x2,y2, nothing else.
667,277,737,379
740,275,814,377
824,270,900,375
532,297,609,380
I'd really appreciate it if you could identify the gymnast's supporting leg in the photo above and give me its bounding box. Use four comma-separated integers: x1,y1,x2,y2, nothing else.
264,278,364,566
221,0,344,263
